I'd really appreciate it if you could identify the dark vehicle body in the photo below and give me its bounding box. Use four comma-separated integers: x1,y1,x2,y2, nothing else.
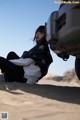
46,0,80,79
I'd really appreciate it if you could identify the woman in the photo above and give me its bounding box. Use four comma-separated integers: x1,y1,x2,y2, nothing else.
0,26,53,84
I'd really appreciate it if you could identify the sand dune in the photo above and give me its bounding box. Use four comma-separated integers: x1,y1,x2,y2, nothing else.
0,73,80,120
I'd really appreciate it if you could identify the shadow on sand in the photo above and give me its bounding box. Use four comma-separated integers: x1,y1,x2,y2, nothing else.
0,74,80,105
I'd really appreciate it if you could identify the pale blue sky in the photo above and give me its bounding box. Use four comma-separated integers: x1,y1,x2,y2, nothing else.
0,0,75,75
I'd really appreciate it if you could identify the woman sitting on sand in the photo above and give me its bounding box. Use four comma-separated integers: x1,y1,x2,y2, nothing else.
0,25,53,84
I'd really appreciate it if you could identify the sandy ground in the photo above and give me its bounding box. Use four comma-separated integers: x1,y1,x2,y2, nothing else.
0,74,80,120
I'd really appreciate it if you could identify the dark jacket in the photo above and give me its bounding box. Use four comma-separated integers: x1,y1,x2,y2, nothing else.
22,39,53,80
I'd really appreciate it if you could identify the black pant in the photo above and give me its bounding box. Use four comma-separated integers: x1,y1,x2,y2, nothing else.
0,52,26,83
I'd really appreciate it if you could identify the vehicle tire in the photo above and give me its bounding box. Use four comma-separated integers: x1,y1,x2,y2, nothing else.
75,58,80,80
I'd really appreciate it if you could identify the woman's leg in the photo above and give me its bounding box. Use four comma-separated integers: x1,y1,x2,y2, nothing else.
0,57,25,82
6,51,20,60
1,51,20,73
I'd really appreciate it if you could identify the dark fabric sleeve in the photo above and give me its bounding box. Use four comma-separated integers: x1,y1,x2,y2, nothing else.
21,51,29,58
22,44,45,61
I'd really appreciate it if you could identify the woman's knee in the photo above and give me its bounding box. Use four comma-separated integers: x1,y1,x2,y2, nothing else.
0,57,6,69
7,51,19,60
0,57,5,61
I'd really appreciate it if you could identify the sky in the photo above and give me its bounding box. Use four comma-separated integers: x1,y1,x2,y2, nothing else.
0,0,75,75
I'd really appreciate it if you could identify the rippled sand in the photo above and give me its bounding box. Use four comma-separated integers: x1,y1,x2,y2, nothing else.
0,74,80,120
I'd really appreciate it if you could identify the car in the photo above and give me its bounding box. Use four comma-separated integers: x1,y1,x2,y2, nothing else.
46,0,80,79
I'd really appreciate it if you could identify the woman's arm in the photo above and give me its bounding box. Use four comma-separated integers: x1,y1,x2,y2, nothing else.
9,58,35,66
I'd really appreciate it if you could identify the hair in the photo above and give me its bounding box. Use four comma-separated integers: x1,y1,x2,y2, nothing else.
33,25,46,41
